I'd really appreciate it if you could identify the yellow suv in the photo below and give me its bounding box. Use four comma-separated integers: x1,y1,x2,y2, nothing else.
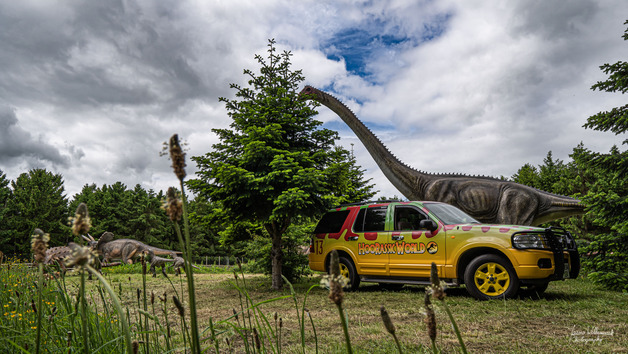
309,201,580,300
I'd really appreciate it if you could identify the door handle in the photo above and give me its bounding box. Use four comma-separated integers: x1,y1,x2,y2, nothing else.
348,236,359,241
392,235,404,241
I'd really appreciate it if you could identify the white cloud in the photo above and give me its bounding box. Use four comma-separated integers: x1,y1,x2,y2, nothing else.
0,0,625,201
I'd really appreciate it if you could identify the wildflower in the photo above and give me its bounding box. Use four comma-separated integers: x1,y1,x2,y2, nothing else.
165,187,183,222
70,203,92,236
169,134,187,181
64,243,97,269
31,229,50,264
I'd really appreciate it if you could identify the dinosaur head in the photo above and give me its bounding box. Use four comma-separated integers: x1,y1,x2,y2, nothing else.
82,234,97,249
299,85,324,102
82,232,115,251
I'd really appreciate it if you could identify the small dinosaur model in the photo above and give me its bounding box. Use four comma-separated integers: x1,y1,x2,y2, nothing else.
300,85,585,226
146,251,174,277
145,250,199,277
84,232,181,264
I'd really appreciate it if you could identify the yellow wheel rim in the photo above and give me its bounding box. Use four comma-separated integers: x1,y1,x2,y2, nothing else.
474,262,510,297
339,263,351,283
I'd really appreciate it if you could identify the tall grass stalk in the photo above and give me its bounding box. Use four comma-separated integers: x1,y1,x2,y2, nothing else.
327,251,352,354
141,257,150,354
79,270,90,354
168,133,201,353
86,265,134,354
428,262,467,354
35,263,43,354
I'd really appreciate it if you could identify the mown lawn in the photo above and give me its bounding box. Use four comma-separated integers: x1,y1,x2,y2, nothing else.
96,270,627,353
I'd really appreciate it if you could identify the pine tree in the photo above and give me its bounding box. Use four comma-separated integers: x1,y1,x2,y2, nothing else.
189,39,373,289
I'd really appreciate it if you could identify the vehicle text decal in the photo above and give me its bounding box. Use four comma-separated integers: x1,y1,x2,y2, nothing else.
358,241,438,255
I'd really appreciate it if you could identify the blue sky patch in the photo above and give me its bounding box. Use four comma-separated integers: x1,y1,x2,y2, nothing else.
323,14,451,80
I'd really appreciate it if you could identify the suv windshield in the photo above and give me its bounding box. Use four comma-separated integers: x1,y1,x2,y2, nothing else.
425,203,480,225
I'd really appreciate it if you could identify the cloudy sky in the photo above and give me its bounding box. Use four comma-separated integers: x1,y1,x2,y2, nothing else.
1,0,626,199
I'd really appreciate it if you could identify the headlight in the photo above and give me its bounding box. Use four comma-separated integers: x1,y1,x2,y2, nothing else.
512,233,548,249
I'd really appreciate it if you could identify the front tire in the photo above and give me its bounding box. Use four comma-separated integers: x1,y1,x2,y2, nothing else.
464,254,519,300
338,256,360,291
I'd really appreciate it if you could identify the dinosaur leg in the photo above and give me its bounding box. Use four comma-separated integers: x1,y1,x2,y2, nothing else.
121,245,137,264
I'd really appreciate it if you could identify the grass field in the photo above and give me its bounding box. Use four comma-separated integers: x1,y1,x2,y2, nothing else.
2,261,626,353
98,269,627,353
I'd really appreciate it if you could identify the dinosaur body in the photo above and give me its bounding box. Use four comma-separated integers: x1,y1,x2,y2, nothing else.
44,246,72,270
146,250,199,277
300,86,585,226
84,233,181,264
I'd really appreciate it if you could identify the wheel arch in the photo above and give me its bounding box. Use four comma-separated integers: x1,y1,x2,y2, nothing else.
324,249,355,273
456,247,514,284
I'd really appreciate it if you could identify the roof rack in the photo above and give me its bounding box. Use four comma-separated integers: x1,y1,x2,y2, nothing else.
334,200,401,208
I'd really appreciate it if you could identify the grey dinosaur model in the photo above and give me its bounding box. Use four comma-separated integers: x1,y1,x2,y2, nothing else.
84,232,181,264
146,250,199,277
300,85,585,226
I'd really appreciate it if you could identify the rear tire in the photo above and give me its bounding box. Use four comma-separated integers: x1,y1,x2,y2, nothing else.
464,254,519,300
338,256,360,291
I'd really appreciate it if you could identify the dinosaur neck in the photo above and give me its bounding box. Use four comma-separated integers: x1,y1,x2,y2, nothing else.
307,87,429,198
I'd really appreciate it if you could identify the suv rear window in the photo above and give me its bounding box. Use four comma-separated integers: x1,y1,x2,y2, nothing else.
313,210,350,234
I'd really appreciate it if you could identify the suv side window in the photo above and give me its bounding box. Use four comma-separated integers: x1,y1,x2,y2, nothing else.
394,206,427,230
314,210,350,234
353,206,387,232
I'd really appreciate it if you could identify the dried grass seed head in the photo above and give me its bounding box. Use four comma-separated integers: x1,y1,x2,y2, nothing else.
380,306,396,335
430,262,446,300
165,187,183,222
64,243,97,268
169,134,187,181
423,291,437,343
31,228,50,263
71,203,92,236
173,295,185,318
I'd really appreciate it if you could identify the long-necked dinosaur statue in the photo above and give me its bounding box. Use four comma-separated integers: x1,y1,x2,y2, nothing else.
300,85,584,226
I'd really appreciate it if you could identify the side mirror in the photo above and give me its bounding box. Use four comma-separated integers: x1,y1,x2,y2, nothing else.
419,219,438,232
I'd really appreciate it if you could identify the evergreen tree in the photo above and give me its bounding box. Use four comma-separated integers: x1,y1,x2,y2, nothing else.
189,39,372,289
583,19,628,142
5,169,70,255
577,20,628,291
511,163,540,188
537,151,566,193
0,170,13,254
